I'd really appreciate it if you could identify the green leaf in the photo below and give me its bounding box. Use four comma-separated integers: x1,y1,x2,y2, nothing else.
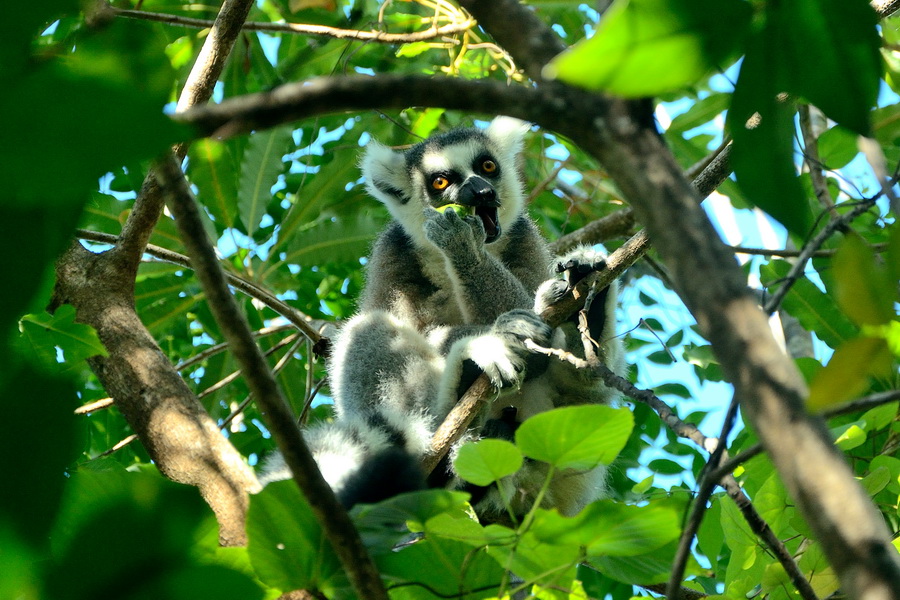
817,126,860,169
454,439,523,486
486,528,581,587
760,260,858,350
545,0,750,96
17,305,107,371
376,536,504,599
189,139,240,231
531,499,680,557
667,92,730,135
239,126,292,237
247,480,346,594
516,405,634,470
833,235,896,327
729,31,813,238
589,539,689,585
283,214,384,268
860,466,892,496
833,422,867,451
770,0,880,135
807,336,893,411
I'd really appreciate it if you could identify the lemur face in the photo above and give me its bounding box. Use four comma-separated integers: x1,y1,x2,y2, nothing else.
361,117,530,247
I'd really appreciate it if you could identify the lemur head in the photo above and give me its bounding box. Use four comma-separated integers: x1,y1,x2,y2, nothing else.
361,117,530,246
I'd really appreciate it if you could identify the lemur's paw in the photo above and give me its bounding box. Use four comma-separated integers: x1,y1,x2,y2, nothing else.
423,206,485,253
556,246,607,286
472,309,552,387
534,247,608,313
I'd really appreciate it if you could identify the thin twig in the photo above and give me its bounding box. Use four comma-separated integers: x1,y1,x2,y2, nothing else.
763,200,876,315
76,229,322,346
524,342,819,600
712,389,900,481
113,6,477,43
74,397,114,415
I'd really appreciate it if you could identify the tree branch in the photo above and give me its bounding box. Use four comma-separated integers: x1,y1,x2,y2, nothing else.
54,0,259,547
113,5,476,43
76,229,323,347
154,155,389,600
763,200,877,315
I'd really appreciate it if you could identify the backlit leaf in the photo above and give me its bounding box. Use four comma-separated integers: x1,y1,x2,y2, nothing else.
516,405,634,470
807,336,893,411
454,439,523,486
545,0,750,96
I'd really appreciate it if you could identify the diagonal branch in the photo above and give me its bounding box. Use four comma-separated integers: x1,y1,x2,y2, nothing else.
155,155,389,600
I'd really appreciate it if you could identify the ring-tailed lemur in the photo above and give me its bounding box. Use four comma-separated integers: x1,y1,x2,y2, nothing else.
260,117,625,521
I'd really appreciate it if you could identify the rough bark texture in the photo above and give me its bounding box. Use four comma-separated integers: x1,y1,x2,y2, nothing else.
52,244,260,546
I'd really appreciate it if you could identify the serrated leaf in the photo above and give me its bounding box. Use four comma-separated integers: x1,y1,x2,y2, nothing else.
545,0,750,96
283,215,384,268
532,499,680,557
807,336,893,411
239,126,292,237
454,439,523,486
516,405,634,470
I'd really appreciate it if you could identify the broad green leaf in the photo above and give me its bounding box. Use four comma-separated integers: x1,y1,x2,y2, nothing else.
729,31,813,238
516,405,634,470
531,499,680,557
870,456,900,494
17,305,107,371
860,466,892,496
833,422,867,451
1,364,81,546
454,439,523,486
486,528,581,588
667,92,729,135
760,260,858,350
721,497,764,598
834,235,896,327
696,494,724,563
189,139,239,230
247,480,346,594
797,543,840,598
545,0,750,96
817,125,860,169
239,126,292,237
589,539,693,585
376,536,504,600
771,0,880,135
807,336,893,411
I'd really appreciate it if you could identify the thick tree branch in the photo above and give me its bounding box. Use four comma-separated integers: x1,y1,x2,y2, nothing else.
53,0,260,546
154,155,389,600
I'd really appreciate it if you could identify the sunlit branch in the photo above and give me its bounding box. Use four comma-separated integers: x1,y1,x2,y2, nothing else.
113,6,476,43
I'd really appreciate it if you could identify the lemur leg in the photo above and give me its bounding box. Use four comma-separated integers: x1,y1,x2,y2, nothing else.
534,245,626,406
259,311,446,507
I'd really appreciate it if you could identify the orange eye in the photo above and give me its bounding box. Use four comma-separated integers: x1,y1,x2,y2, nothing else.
432,176,450,190
482,159,497,173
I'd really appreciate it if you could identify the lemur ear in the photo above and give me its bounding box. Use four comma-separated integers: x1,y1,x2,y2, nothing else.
485,116,530,160
361,140,410,205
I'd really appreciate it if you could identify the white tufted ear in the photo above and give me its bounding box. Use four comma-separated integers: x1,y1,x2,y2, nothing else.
360,140,410,206
485,116,530,161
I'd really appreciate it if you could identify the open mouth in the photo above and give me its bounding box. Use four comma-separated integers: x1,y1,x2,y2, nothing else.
436,204,501,243
476,206,501,243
